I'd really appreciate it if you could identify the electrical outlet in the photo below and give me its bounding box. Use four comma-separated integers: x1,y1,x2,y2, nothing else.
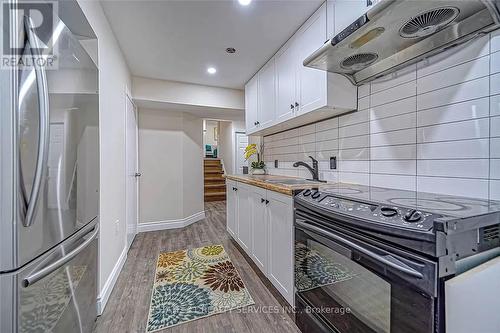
114,219,119,235
274,159,278,168
330,156,337,170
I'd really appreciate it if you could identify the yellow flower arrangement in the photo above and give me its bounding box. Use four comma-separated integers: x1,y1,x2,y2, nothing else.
244,143,265,169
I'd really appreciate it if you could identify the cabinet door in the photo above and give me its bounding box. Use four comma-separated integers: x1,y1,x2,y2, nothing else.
258,59,276,128
296,3,327,115
250,187,267,273
236,184,252,253
334,0,370,35
245,75,259,133
267,192,294,305
226,180,237,237
275,40,296,122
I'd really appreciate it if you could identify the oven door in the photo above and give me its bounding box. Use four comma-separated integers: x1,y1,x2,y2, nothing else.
295,214,438,333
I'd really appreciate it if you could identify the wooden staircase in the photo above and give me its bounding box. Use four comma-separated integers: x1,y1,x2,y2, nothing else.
204,159,226,202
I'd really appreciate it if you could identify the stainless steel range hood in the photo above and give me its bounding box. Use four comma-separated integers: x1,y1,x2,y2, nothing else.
304,0,500,86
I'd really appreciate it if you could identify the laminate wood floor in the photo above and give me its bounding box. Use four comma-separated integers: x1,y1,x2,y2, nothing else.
93,201,300,333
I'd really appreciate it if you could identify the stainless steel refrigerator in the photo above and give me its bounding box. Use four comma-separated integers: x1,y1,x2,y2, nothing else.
0,1,99,332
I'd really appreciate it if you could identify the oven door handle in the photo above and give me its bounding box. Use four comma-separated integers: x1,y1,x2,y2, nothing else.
296,221,424,279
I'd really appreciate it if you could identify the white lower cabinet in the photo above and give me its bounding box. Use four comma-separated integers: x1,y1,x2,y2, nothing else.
266,191,294,305
226,181,294,305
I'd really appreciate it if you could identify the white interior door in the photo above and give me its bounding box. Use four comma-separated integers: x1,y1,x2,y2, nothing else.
126,94,138,250
235,132,248,174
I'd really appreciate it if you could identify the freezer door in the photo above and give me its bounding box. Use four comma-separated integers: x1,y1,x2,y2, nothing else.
1,3,99,271
0,221,98,333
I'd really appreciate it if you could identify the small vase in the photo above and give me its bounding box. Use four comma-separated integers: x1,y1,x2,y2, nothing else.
251,168,266,175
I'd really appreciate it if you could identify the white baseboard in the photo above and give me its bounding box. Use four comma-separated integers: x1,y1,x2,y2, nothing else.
137,211,205,233
97,246,127,315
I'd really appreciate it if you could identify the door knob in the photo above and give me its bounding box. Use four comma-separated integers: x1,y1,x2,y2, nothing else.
134,172,142,177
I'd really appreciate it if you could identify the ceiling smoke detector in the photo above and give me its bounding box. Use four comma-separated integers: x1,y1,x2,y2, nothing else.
400,7,460,38
340,53,379,71
226,47,236,54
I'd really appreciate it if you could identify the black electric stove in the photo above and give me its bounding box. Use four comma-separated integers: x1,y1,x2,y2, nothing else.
294,183,500,333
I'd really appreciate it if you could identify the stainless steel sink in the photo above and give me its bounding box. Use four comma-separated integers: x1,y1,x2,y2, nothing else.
265,179,323,185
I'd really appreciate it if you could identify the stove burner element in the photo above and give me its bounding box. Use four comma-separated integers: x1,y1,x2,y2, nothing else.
311,191,321,199
387,198,467,212
404,209,422,223
380,207,398,217
303,189,311,197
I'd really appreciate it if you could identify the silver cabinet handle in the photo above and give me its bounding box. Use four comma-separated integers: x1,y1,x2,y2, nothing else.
296,220,424,279
22,16,49,227
23,224,99,287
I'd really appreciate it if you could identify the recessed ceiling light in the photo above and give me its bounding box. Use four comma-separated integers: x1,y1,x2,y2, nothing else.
238,0,251,6
207,67,217,74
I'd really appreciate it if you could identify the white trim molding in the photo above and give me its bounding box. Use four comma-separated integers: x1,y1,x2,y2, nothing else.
97,246,127,315
137,211,206,233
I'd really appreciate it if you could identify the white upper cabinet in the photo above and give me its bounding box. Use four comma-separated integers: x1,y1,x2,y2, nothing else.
245,2,357,136
245,74,258,133
276,39,297,122
258,59,276,128
296,3,328,115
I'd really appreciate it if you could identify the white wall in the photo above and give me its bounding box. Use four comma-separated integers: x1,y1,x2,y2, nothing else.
78,0,131,312
138,109,204,224
264,32,500,200
219,120,245,174
132,76,244,110
204,120,219,146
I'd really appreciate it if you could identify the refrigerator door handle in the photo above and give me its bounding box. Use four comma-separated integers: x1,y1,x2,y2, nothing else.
23,224,99,287
22,16,50,228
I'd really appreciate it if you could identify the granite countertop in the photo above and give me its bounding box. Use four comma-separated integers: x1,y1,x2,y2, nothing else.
225,174,323,196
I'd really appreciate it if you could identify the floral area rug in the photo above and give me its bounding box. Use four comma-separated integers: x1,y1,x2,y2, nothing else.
146,244,254,332
295,242,357,292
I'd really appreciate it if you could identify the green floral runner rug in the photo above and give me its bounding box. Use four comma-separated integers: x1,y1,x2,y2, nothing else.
146,244,254,332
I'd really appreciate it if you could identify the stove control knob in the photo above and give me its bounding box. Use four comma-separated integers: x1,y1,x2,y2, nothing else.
311,191,321,199
380,207,398,217
303,189,311,197
404,209,422,223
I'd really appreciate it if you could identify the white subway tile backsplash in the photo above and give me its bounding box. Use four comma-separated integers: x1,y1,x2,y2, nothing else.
339,122,369,138
371,160,416,175
316,128,339,142
491,180,500,200
492,30,500,53
370,96,416,120
417,159,489,179
370,145,416,160
417,77,489,110
339,160,369,173
339,135,369,150
492,138,500,158
339,109,369,127
491,51,500,74
316,117,339,132
358,96,370,110
491,116,500,137
371,65,416,94
371,81,416,107
417,139,490,159
417,98,489,127
490,159,500,179
491,73,500,95
371,128,416,147
417,35,490,77
491,94,500,116
417,56,489,94
316,139,338,152
371,174,416,191
358,84,370,98
262,30,498,200
417,118,489,143
370,112,416,134
417,177,489,199
339,172,370,186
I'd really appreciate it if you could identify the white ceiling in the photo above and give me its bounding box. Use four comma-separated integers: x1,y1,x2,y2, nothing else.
101,0,323,89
